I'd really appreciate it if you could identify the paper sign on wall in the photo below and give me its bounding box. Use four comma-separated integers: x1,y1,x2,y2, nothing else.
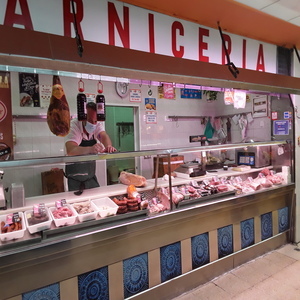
283,111,291,119
180,89,201,99
40,84,52,108
130,89,142,102
86,93,96,103
145,98,156,110
146,111,157,124
271,111,278,120
273,120,289,135
19,73,40,107
224,89,234,105
158,84,175,99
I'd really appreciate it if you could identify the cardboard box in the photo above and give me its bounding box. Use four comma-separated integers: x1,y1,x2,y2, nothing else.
153,155,184,177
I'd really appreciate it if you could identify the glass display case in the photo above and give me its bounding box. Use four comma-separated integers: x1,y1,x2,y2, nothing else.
0,140,295,300
0,140,293,251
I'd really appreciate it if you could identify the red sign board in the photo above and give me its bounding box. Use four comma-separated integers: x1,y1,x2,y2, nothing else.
0,72,13,160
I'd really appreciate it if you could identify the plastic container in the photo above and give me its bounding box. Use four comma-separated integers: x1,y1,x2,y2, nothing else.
91,197,118,218
0,212,26,241
72,201,98,222
49,204,77,227
24,208,52,234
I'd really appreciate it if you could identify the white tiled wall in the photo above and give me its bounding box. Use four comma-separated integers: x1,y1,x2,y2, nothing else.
3,72,272,198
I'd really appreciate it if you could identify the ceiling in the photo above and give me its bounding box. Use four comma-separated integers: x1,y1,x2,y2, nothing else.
119,0,300,49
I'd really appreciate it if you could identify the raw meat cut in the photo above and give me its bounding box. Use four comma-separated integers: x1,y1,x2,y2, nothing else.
119,171,147,187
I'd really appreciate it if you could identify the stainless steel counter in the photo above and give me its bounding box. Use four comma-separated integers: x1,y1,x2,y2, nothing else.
0,183,294,299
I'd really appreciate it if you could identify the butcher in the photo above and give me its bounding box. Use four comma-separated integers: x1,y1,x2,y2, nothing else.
65,102,117,192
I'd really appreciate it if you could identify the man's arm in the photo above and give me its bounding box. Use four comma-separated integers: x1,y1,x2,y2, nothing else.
99,131,117,153
65,141,104,156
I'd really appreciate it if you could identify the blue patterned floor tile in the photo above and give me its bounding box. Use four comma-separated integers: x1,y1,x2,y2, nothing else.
218,225,233,258
191,232,209,269
22,283,60,300
160,242,182,282
278,207,289,233
78,267,109,300
241,218,254,249
123,253,148,298
261,212,273,240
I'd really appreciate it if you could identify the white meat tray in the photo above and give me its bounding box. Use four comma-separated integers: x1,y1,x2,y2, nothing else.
72,200,98,222
24,208,52,234
49,204,77,227
91,197,118,218
0,212,26,242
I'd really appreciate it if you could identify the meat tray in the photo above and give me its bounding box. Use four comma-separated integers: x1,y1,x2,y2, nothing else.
49,204,78,227
41,209,148,239
25,208,53,234
177,190,236,208
0,212,26,242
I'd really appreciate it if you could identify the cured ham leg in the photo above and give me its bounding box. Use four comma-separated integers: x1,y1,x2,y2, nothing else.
47,76,70,137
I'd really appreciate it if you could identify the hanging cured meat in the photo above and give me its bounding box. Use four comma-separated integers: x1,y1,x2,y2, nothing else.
47,76,70,136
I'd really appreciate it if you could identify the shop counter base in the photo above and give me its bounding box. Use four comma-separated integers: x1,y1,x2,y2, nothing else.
0,184,295,300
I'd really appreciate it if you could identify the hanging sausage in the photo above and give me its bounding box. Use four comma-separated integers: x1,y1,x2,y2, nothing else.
96,81,105,121
76,79,87,121
47,75,70,137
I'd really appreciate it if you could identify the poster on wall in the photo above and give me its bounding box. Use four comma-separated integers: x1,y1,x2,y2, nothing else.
252,95,268,118
19,72,40,107
130,89,142,102
158,83,176,99
145,98,156,110
273,120,289,135
146,111,157,124
0,72,13,160
40,84,52,108
180,89,202,99
86,93,96,103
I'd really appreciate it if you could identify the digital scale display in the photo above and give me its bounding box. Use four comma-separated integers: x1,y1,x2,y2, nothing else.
237,152,255,166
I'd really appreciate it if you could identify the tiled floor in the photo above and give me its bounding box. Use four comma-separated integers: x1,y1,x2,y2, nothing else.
173,243,300,300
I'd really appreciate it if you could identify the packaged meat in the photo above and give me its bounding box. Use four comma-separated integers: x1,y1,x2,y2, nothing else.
119,171,147,187
232,165,251,172
260,168,271,176
267,174,283,185
127,184,140,199
248,182,261,191
217,185,229,193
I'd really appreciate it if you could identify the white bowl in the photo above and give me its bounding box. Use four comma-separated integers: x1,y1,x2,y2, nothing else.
72,201,98,222
24,208,52,234
91,197,118,218
49,204,77,227
0,212,26,241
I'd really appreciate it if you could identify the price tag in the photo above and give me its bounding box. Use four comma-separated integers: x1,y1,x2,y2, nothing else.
12,212,21,223
212,176,219,182
6,214,13,225
33,204,40,215
55,199,67,208
39,203,46,216
278,146,284,156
